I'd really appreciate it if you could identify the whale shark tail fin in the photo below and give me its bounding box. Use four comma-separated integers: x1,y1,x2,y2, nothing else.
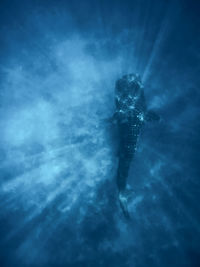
118,190,133,219
119,193,130,219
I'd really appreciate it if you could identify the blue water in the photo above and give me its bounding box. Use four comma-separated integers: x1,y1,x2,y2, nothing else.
0,0,200,266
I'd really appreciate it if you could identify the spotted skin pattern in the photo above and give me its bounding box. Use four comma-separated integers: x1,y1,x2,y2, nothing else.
114,74,147,194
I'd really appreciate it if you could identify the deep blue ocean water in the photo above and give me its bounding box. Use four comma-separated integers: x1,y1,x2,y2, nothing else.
0,0,200,266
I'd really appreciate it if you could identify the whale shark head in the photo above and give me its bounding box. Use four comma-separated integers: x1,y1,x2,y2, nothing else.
115,73,144,101
121,73,143,95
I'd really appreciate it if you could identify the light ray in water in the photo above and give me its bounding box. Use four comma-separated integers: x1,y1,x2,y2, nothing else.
0,0,199,266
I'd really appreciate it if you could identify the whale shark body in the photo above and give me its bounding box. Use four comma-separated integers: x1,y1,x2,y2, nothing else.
111,74,159,218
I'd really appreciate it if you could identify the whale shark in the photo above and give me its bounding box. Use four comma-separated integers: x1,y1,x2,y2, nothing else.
110,73,160,218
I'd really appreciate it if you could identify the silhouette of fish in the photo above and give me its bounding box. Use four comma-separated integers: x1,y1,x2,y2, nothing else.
110,73,160,218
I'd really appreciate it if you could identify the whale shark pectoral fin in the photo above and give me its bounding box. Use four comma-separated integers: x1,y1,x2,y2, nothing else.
103,114,117,125
145,110,160,122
